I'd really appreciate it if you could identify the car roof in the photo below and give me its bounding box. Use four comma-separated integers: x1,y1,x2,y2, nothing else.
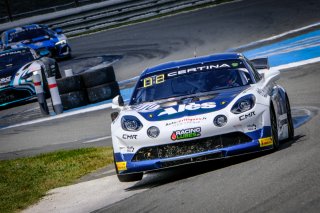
141,53,244,76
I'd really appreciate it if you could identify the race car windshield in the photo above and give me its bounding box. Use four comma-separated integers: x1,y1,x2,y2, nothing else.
0,51,34,70
130,60,254,105
8,28,49,43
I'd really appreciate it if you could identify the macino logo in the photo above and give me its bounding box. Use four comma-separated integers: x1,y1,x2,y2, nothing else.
158,102,216,116
239,111,256,121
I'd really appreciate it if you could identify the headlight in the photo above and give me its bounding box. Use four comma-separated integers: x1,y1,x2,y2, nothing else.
231,94,256,114
121,116,143,131
213,115,227,127
147,126,160,138
55,40,67,46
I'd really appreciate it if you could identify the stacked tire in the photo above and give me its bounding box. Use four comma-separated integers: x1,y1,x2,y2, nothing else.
81,66,120,104
56,75,88,110
56,66,120,110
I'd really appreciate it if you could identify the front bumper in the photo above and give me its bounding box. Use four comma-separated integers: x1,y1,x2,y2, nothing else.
114,126,273,174
37,44,71,59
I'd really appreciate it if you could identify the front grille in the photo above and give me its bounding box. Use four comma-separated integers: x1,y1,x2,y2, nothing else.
0,88,33,105
159,152,223,168
132,132,252,162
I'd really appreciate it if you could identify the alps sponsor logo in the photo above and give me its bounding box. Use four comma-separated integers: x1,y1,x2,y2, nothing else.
158,102,216,116
167,64,230,77
171,127,201,141
239,111,256,121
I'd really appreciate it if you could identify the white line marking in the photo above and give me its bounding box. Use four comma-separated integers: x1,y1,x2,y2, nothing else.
0,103,112,130
229,21,320,51
82,136,112,144
270,57,320,71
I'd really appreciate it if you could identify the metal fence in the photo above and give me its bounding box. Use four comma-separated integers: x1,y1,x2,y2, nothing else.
0,0,105,23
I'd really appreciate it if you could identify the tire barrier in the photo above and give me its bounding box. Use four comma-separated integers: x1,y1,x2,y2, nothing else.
55,66,120,110
56,75,83,94
60,91,88,110
86,81,120,104
81,66,116,88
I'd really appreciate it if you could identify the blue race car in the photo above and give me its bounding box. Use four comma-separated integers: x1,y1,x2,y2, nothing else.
111,53,294,182
0,24,71,59
0,47,60,108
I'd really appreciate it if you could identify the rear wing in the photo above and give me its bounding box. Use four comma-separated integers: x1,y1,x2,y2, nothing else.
250,58,270,70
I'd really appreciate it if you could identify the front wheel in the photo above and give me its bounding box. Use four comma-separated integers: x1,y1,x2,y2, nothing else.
286,94,294,140
270,106,279,150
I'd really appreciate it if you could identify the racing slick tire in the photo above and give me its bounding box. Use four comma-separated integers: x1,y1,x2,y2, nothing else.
60,91,88,110
56,75,83,94
81,66,116,88
113,154,143,182
270,105,279,150
285,94,294,140
86,81,119,104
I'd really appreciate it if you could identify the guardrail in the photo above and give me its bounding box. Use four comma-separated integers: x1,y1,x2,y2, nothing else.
50,0,216,36
1,0,219,37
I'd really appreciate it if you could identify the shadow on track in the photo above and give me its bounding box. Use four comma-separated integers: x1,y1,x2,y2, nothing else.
126,135,304,191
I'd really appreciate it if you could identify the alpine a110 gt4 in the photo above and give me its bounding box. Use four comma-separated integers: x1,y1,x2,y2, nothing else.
111,53,294,182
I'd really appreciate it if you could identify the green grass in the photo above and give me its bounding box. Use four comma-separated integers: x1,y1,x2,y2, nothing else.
0,147,114,213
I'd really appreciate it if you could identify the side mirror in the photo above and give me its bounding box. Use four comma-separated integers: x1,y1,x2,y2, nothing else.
54,28,63,34
112,95,124,109
250,58,270,70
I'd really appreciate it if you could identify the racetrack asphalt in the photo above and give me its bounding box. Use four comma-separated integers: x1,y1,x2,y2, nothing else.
1,0,320,211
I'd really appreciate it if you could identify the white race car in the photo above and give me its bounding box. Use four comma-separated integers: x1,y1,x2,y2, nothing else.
111,53,294,182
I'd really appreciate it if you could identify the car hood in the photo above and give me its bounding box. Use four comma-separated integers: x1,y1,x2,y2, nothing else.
13,36,57,49
130,86,249,121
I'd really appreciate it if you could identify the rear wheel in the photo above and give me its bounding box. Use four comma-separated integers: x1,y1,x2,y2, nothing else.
286,94,294,140
270,106,279,150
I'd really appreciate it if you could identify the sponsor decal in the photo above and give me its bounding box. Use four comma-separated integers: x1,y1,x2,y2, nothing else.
259,137,273,147
127,146,135,153
239,111,256,121
171,127,201,141
247,124,257,131
158,102,216,116
122,134,137,140
132,103,160,112
166,117,207,127
116,162,127,171
167,63,231,77
256,88,267,97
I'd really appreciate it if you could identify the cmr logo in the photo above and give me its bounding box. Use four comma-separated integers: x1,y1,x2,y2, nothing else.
239,111,256,121
158,102,216,116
